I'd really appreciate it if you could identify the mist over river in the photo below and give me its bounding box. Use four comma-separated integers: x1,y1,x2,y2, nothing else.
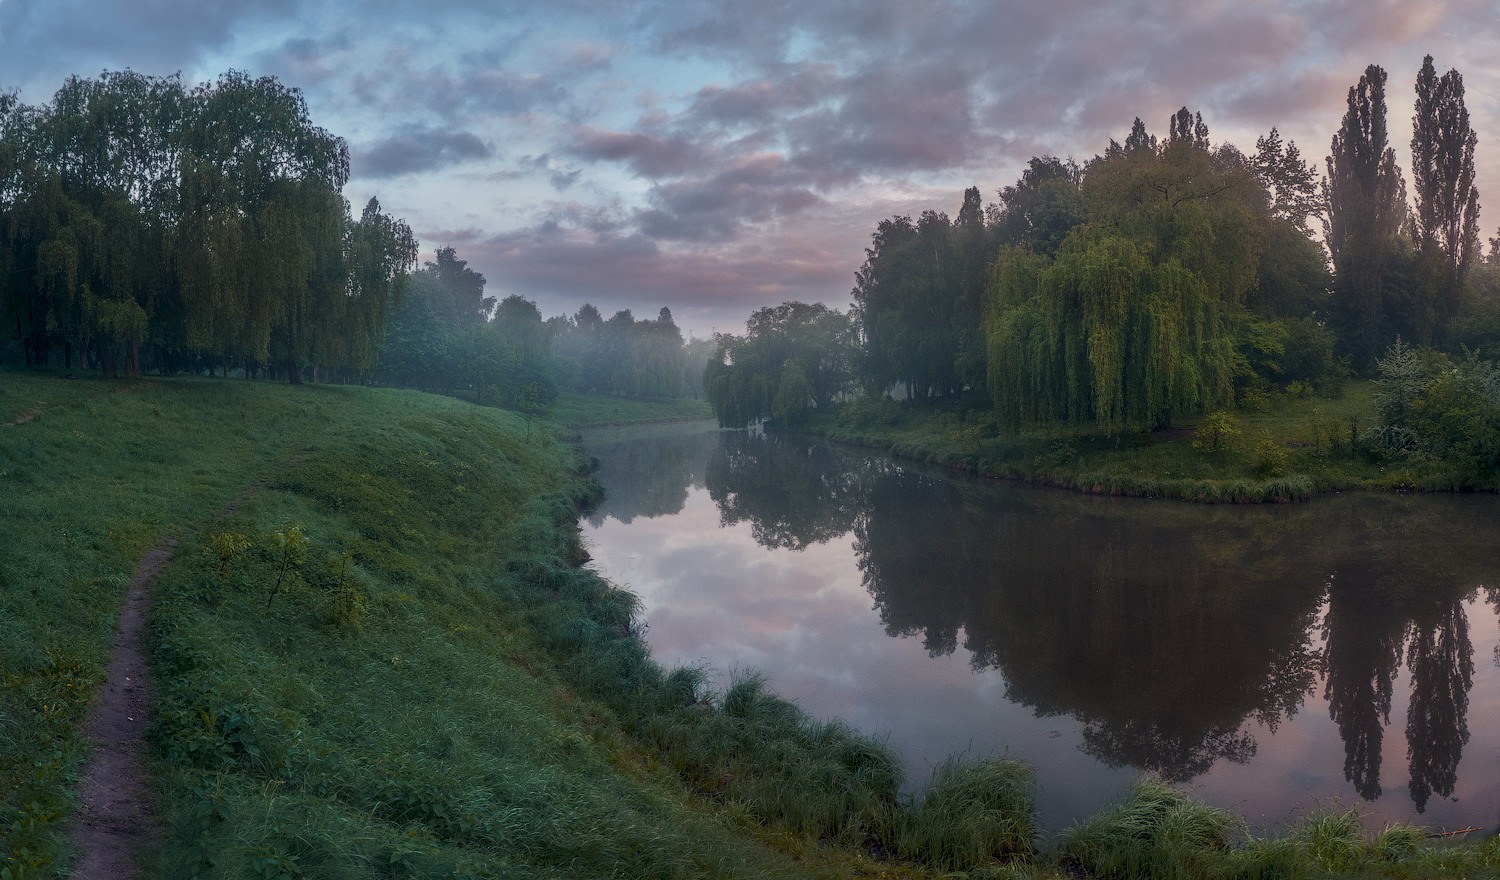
581,425,1500,833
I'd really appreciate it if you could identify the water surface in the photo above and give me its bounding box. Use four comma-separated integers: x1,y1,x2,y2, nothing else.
582,426,1500,833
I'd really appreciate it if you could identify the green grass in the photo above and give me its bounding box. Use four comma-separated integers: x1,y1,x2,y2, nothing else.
1059,779,1500,880
805,384,1472,502
546,393,713,430
0,370,873,878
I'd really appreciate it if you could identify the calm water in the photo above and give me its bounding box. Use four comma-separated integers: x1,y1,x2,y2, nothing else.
581,425,1500,833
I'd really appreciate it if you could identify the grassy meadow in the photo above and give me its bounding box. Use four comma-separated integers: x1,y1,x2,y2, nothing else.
3,367,1498,879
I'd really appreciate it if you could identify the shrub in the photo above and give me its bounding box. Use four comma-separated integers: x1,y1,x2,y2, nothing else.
1249,432,1289,478
1192,411,1241,453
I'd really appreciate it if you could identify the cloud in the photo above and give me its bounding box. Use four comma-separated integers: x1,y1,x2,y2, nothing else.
353,127,493,178
462,207,861,332
635,153,825,241
565,125,714,178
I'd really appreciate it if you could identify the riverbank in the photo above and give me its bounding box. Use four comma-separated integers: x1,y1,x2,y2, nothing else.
0,372,906,877
799,383,1483,503
4,369,1497,878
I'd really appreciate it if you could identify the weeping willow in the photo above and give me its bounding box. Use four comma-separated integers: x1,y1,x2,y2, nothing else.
986,228,1236,434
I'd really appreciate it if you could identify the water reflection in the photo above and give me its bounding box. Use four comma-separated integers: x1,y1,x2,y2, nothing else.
855,467,1325,783
1404,594,1473,812
582,429,1500,825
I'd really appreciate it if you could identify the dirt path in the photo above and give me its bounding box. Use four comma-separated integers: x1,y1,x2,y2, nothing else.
65,539,176,880
64,451,308,878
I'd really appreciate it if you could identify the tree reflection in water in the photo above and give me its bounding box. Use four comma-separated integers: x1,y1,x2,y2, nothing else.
854,467,1324,783
1404,594,1473,812
1322,573,1404,800
589,431,1500,815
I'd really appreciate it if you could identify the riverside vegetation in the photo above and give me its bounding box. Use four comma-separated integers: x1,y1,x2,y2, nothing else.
706,59,1500,499
5,369,1500,879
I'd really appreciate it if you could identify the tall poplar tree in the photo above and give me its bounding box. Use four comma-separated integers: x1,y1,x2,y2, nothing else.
1411,55,1480,345
1324,64,1407,371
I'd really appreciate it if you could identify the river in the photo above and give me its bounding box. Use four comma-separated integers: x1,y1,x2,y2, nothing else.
580,424,1500,834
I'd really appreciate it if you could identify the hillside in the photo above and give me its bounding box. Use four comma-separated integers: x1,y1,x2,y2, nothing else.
0,373,896,879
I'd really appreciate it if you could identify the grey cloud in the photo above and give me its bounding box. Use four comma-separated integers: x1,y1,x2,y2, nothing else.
0,0,299,95
471,219,855,331
566,126,713,178
354,127,493,178
348,52,570,123
636,154,825,241
520,153,585,191
686,62,840,127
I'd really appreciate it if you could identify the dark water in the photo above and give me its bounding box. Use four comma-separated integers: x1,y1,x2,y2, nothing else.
581,426,1500,833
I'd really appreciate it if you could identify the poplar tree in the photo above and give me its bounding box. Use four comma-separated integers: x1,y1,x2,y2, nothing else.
1324,64,1407,371
1411,55,1480,345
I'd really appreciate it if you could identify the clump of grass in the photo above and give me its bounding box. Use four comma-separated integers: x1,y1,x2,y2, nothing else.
1059,777,1238,880
896,757,1037,871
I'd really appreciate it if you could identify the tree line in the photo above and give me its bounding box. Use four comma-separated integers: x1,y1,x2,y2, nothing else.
375,245,714,409
1,69,714,408
707,57,1495,435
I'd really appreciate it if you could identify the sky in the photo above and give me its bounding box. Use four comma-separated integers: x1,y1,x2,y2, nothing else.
1,1,1497,336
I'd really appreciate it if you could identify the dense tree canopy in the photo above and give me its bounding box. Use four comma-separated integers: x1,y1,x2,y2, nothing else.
1,69,415,380
783,55,1494,438
985,114,1267,432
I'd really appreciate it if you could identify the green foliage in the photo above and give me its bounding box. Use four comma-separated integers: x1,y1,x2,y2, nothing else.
1368,340,1500,484
771,360,813,425
1324,64,1410,370
205,532,251,580
264,523,307,608
986,227,1236,434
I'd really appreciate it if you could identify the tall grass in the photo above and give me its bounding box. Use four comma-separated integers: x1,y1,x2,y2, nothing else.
1060,781,1500,880
1060,778,1238,880
896,757,1037,870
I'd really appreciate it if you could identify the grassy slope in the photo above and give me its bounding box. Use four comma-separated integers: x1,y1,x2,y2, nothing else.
0,375,875,879
806,383,1460,503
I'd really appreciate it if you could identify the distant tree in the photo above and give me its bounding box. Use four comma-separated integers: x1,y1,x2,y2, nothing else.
952,186,992,392
1123,117,1157,155
1168,107,1210,150
1411,55,1481,345
851,204,967,398
427,246,494,324
706,301,854,427
1325,64,1408,371
1253,127,1323,233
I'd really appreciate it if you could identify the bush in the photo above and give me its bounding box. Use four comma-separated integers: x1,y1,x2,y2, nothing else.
1192,411,1240,453
1249,432,1289,478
